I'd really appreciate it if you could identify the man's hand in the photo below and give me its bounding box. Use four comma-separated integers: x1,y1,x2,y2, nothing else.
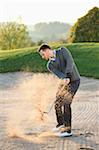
63,78,70,85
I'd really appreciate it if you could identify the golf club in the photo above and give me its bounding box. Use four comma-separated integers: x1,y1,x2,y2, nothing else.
43,101,55,114
43,82,67,114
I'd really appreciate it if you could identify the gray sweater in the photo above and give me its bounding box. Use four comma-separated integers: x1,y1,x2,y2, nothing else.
47,47,80,82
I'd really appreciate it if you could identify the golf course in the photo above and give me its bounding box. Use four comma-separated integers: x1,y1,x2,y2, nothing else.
0,42,99,150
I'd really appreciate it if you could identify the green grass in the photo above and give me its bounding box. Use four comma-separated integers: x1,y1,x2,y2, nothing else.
66,43,99,79
0,43,99,79
0,46,47,72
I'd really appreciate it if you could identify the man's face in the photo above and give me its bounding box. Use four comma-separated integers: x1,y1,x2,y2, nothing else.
40,49,50,60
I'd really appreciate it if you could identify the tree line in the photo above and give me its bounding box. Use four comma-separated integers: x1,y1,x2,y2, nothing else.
0,7,98,50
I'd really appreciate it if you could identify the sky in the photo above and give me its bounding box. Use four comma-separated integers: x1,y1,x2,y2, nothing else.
0,0,99,25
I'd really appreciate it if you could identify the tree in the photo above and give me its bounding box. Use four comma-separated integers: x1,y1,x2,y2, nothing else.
0,22,34,50
68,7,99,42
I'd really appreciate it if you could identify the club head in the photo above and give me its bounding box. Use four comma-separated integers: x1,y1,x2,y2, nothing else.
43,111,48,114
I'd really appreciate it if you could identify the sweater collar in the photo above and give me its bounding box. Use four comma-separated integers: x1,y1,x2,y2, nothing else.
49,50,56,61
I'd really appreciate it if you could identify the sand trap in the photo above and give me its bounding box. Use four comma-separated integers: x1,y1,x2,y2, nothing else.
0,72,99,150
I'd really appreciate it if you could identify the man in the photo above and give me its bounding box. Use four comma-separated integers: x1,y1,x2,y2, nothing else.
38,44,80,137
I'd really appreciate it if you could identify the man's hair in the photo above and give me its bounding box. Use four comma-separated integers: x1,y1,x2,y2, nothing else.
38,44,51,52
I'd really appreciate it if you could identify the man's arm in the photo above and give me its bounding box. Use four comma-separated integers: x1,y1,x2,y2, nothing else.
47,62,66,79
48,62,70,84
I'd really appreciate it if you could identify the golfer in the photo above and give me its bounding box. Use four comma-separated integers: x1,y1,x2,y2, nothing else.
38,44,80,137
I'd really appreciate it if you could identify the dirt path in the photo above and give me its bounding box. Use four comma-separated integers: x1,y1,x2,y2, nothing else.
0,72,99,150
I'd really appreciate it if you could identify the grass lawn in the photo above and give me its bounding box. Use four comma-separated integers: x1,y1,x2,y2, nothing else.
0,43,99,79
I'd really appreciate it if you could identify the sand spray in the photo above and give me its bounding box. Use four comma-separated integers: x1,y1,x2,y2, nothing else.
6,73,60,140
